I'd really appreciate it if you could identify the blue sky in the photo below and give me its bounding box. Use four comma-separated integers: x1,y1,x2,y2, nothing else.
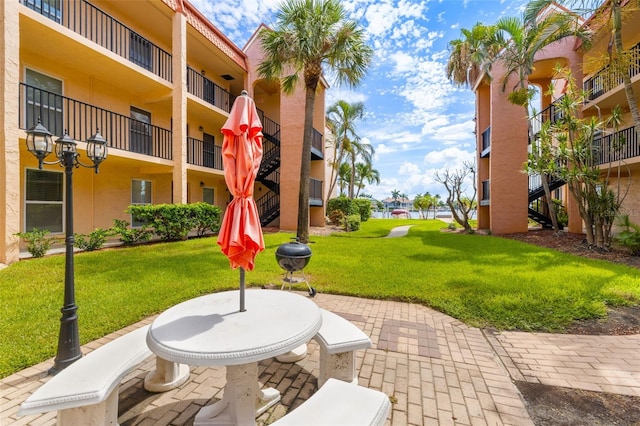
191,0,528,202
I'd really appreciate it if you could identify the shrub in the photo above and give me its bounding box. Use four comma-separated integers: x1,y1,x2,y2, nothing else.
74,228,113,251
615,215,640,255
345,214,361,232
191,202,222,237
327,197,358,226
552,199,568,226
354,198,372,222
328,209,346,227
15,228,57,258
111,219,153,246
127,204,197,241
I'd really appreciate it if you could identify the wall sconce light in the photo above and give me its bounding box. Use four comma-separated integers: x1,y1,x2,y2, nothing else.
198,126,204,132
200,181,204,187
201,69,206,76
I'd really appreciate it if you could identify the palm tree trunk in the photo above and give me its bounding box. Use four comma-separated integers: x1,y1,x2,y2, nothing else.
525,104,560,233
297,87,316,244
327,145,344,199
612,1,640,136
541,177,560,233
349,154,356,199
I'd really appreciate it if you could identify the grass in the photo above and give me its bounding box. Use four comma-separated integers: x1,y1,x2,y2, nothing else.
2,219,639,377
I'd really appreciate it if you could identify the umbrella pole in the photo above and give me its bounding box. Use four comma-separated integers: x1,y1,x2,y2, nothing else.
240,268,246,312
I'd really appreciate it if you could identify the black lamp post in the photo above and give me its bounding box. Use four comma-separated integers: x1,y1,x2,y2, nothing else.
25,119,108,375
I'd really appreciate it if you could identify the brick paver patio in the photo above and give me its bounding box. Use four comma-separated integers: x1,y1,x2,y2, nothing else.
2,291,639,425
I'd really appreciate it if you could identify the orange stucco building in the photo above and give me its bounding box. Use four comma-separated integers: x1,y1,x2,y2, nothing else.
0,0,327,265
474,3,640,235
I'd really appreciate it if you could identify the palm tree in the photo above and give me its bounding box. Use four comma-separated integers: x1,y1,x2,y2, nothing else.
413,193,433,219
354,162,380,198
345,138,374,198
337,162,351,197
446,22,504,87
258,0,373,243
494,8,590,233
391,189,401,209
495,10,590,101
326,100,366,198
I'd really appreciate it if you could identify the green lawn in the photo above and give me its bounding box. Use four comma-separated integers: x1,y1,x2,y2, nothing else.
2,219,639,378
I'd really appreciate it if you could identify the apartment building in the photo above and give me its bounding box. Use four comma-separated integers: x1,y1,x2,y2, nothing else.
474,3,640,235
0,0,327,265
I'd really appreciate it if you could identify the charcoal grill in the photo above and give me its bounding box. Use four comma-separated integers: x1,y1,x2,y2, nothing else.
275,240,316,297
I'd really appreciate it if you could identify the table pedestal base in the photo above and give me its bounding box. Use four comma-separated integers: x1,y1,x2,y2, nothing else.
275,343,308,363
194,362,281,426
144,357,190,392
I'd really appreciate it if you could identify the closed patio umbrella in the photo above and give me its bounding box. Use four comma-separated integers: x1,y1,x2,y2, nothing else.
217,90,264,312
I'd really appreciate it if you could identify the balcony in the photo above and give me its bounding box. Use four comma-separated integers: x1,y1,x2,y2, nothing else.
257,109,281,144
480,179,490,206
530,97,564,142
311,128,323,160
187,137,222,170
480,127,491,157
584,41,640,102
310,178,323,206
186,66,235,113
20,83,172,160
20,0,172,82
594,125,640,165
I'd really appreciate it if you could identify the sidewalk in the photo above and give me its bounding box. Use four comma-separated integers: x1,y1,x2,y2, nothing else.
2,291,639,425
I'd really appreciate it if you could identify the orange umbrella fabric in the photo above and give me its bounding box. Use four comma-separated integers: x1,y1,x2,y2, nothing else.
217,91,264,271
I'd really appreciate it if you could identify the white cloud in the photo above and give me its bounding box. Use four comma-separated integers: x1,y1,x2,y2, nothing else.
424,146,475,169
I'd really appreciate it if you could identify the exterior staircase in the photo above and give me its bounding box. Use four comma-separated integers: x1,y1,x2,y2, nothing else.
528,175,566,229
256,112,281,226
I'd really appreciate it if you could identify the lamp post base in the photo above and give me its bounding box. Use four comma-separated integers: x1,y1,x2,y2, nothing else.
48,304,82,375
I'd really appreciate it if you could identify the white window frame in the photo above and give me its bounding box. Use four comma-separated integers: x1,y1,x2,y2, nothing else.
203,187,214,205
131,179,152,227
24,168,64,234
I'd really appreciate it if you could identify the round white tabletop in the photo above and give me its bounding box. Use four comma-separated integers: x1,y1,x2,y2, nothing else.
146,289,322,367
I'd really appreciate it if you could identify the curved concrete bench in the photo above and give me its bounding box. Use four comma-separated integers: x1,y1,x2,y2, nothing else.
313,308,372,387
272,378,390,425
19,325,153,426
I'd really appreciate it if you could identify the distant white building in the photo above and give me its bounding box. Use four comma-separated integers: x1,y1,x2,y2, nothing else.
381,197,413,210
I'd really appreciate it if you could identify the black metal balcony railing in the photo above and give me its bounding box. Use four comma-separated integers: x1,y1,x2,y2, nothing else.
594,125,640,165
530,96,564,139
481,126,491,152
20,83,172,160
186,66,235,113
312,129,323,153
538,97,563,125
256,109,281,143
481,179,490,203
584,41,640,101
21,0,172,82
187,137,222,170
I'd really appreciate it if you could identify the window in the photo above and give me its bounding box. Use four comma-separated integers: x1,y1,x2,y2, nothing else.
25,169,64,233
131,179,152,227
203,133,215,168
129,32,152,71
130,107,152,155
203,187,214,205
25,69,63,135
